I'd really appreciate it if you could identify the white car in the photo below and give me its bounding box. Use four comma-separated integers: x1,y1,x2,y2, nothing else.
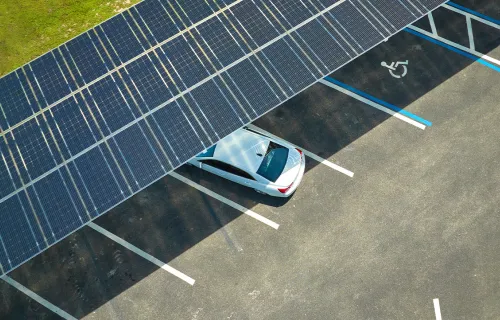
188,127,305,197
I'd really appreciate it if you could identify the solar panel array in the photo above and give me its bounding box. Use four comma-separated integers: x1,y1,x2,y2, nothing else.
0,0,446,276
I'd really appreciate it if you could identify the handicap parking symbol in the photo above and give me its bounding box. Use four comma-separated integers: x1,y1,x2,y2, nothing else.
381,60,408,79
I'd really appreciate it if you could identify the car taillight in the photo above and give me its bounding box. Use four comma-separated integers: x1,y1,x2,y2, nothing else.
295,148,303,156
278,183,293,194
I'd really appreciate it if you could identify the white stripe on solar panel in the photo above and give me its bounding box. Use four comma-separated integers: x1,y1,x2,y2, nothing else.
224,8,295,96
189,80,244,137
395,0,420,18
107,138,141,192
64,33,111,85
269,1,329,74
27,55,69,108
150,100,208,162
269,0,314,27
188,25,258,119
20,184,53,247
125,55,172,112
364,0,398,32
30,169,86,238
404,0,425,15
262,39,317,93
51,50,79,93
74,146,127,213
100,15,145,65
25,113,92,224
116,124,167,186
129,8,157,46
151,46,215,146
135,0,180,44
296,19,351,71
327,1,384,51
224,59,282,115
412,0,433,10
162,38,211,88
230,1,281,48
206,5,287,102
0,234,11,270
306,0,359,56
195,18,248,68
0,196,42,267
123,10,152,50
302,1,356,58
0,74,36,129
8,118,60,181
79,89,137,195
67,161,100,216
0,147,17,197
351,0,392,36
111,70,176,170
256,1,323,78
322,8,365,51
87,77,136,134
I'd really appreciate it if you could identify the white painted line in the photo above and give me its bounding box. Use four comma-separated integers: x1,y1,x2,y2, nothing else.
246,124,354,177
466,16,475,51
318,79,427,130
407,25,500,68
428,12,438,36
169,172,280,230
87,222,195,285
2,275,78,320
433,298,442,320
443,4,500,31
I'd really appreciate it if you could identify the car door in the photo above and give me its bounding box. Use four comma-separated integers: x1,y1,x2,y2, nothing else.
199,159,257,188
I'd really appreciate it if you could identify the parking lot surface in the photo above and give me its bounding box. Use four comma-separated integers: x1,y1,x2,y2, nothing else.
1,1,500,319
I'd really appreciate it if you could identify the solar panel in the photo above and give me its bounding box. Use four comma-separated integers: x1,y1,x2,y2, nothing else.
0,0,446,276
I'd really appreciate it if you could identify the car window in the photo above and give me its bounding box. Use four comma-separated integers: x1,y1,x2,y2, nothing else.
256,142,289,182
197,145,216,158
200,159,255,180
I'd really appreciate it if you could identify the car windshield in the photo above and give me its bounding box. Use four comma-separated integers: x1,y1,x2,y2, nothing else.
256,142,289,182
197,145,216,158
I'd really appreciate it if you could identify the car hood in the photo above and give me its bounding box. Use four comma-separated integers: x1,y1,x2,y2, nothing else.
274,149,302,186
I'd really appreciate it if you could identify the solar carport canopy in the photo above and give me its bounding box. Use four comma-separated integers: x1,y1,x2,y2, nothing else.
0,0,445,276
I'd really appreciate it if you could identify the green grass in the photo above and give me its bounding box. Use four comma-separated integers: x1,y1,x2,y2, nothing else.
0,0,142,76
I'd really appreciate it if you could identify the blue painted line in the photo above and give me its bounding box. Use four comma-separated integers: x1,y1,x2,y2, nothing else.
324,76,433,127
447,1,500,26
405,27,500,73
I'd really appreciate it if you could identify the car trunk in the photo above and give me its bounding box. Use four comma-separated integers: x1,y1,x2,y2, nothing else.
274,149,302,187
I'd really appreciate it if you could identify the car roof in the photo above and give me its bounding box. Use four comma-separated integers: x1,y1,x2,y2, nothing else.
212,129,271,174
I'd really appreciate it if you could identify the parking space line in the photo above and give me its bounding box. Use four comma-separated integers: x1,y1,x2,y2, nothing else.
428,12,438,36
433,298,442,320
406,26,500,70
319,78,429,130
169,172,280,230
246,124,354,177
466,16,475,50
87,222,196,285
445,2,500,28
1,275,78,320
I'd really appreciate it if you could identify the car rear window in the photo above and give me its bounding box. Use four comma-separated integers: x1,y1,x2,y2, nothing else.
256,142,289,182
